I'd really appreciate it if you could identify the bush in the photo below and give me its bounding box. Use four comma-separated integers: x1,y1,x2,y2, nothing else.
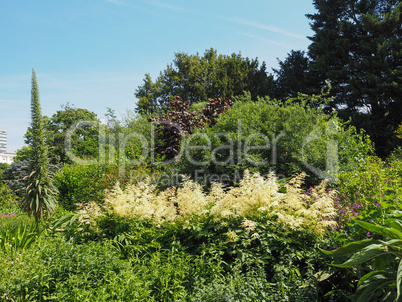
0,236,153,301
190,263,322,302
336,156,402,235
0,181,16,210
83,170,337,236
177,92,373,187
53,163,124,211
2,160,30,198
66,170,343,300
150,96,231,160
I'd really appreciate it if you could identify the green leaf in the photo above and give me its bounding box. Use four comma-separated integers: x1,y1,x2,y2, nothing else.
354,273,395,302
374,253,397,270
334,240,402,268
356,220,402,240
357,270,387,287
319,239,379,257
397,259,402,302
388,220,402,234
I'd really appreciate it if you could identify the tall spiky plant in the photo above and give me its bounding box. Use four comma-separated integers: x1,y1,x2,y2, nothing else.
23,69,57,229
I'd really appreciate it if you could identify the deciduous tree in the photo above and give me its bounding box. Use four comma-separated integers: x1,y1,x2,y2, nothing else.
135,48,273,113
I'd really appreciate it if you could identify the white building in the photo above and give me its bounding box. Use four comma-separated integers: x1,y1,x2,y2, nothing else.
0,152,16,165
0,130,6,153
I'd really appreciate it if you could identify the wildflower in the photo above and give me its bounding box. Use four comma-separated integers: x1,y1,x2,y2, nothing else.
240,218,257,232
226,230,238,242
251,233,260,239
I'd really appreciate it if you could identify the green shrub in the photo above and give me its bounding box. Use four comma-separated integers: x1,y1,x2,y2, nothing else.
0,236,153,301
96,212,338,301
321,216,402,301
189,263,321,302
178,92,373,186
0,181,16,210
53,163,123,210
390,146,402,161
336,156,402,234
71,171,343,300
81,170,337,236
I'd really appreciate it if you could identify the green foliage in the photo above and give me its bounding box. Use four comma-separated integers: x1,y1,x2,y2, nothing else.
321,218,402,301
91,213,337,301
54,163,124,211
48,104,103,164
0,165,352,301
189,265,272,302
22,69,57,227
336,156,402,233
0,181,16,209
23,169,58,227
307,0,402,157
0,219,37,252
135,48,273,113
178,92,373,186
391,147,402,161
63,171,342,300
23,103,103,164
396,123,402,140
0,236,153,301
273,50,314,100
189,263,320,302
0,163,8,176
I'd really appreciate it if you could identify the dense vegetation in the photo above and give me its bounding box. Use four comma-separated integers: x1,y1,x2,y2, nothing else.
1,1,402,301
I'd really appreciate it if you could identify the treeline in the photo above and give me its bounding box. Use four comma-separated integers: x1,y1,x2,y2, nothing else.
135,0,402,157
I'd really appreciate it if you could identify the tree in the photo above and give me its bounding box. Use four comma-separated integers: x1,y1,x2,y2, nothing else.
307,0,402,156
135,48,274,113
23,69,57,228
135,73,162,114
47,104,101,164
150,96,232,160
23,104,102,164
272,50,313,100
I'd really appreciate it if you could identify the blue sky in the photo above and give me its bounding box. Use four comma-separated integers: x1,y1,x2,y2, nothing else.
0,0,315,153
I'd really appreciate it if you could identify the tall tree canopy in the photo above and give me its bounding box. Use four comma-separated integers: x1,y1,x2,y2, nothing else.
272,50,313,100
23,104,102,164
135,48,274,114
307,0,402,156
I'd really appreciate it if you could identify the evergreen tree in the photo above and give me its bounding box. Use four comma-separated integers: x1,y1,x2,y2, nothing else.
307,0,402,156
23,69,57,228
273,50,313,100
